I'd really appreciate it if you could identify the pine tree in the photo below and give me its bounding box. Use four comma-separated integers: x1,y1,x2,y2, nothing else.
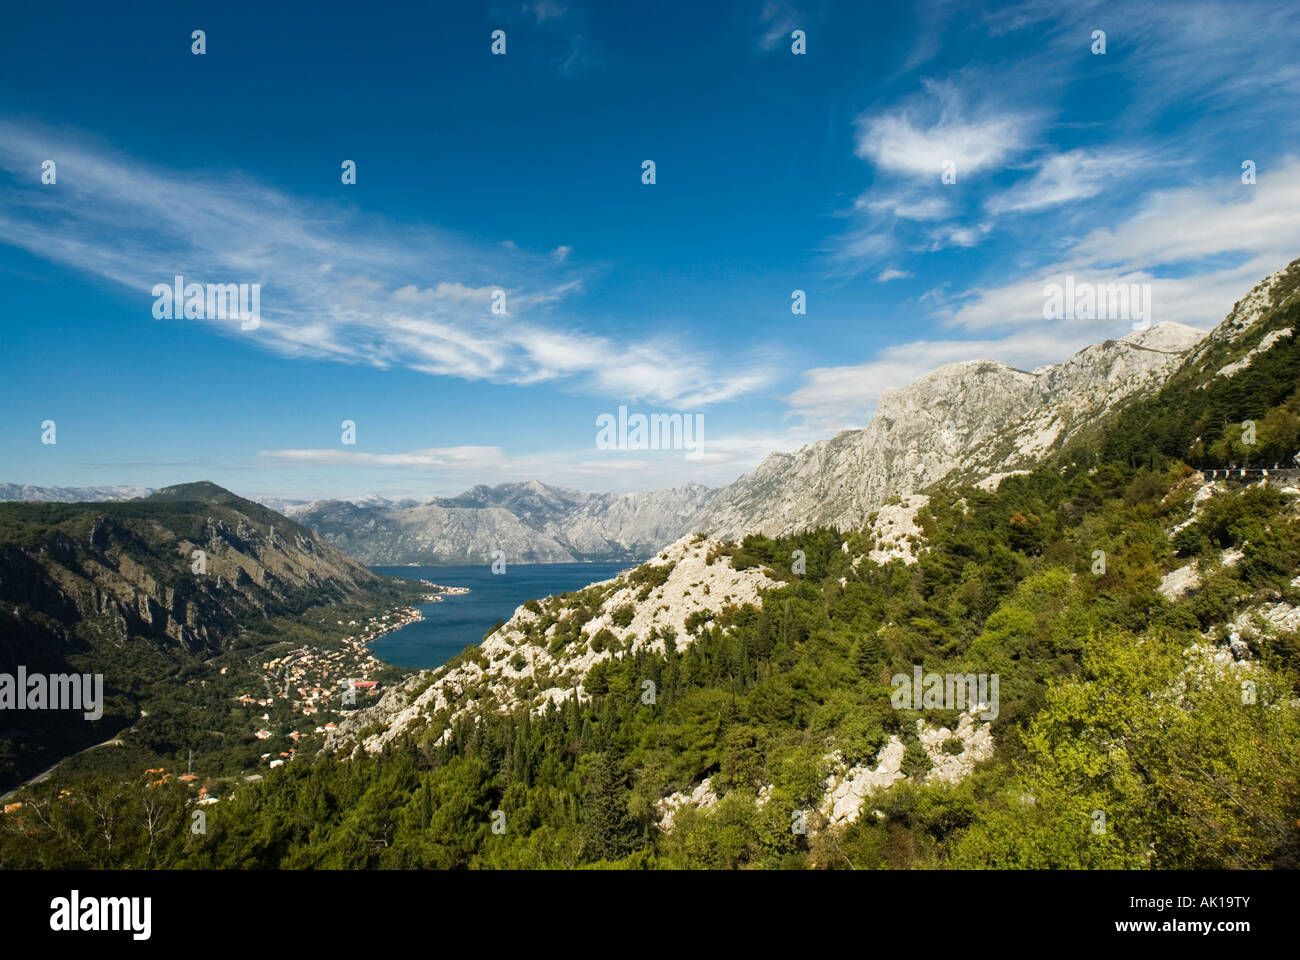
511,727,528,785
566,691,582,743
853,634,884,676
581,751,637,862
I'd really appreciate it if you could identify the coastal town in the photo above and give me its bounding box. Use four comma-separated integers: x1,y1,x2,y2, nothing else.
245,581,469,738
100,583,474,815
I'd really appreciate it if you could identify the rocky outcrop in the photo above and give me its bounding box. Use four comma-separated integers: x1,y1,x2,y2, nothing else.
1217,327,1293,378
818,708,995,828
657,779,720,830
652,706,996,834
323,534,783,755
858,495,930,567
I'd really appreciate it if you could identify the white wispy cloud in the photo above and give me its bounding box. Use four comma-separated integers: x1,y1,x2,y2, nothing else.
924,220,993,250
985,149,1153,214
985,1,1300,122
830,79,1037,270
830,0,1299,275
0,120,773,408
856,188,952,221
258,419,826,495
945,156,1300,332
854,80,1033,178
555,34,600,76
799,151,1300,431
529,0,568,24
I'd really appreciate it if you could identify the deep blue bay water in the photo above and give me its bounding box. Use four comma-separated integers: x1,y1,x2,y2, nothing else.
370,562,632,668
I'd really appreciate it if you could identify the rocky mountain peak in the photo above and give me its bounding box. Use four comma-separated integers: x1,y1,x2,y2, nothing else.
690,321,1207,540
1121,321,1207,353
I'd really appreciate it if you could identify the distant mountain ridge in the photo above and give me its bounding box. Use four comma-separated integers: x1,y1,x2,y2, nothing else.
289,480,716,564
0,483,153,503
0,483,316,517
1,322,1212,564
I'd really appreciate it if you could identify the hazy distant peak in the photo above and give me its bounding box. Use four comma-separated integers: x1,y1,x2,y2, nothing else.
0,482,153,504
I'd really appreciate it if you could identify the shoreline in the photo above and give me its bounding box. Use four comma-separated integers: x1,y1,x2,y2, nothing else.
364,581,471,651
372,559,647,569
369,582,471,645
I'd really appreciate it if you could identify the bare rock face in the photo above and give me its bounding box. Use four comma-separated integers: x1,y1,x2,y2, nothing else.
692,323,1206,541
295,497,576,565
818,707,996,829
554,484,718,558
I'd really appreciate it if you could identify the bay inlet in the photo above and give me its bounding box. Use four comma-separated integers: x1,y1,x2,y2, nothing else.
371,561,632,669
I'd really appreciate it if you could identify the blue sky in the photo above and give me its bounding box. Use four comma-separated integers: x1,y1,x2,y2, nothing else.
2,0,1299,501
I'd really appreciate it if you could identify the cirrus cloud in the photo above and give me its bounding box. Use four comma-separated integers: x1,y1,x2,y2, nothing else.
0,120,774,410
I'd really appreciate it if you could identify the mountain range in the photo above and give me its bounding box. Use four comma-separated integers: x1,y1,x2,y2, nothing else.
287,320,1209,561
1,321,1210,563
0,483,153,503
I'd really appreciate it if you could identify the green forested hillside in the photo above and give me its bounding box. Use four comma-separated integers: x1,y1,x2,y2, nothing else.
4,291,1299,870
0,483,423,790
